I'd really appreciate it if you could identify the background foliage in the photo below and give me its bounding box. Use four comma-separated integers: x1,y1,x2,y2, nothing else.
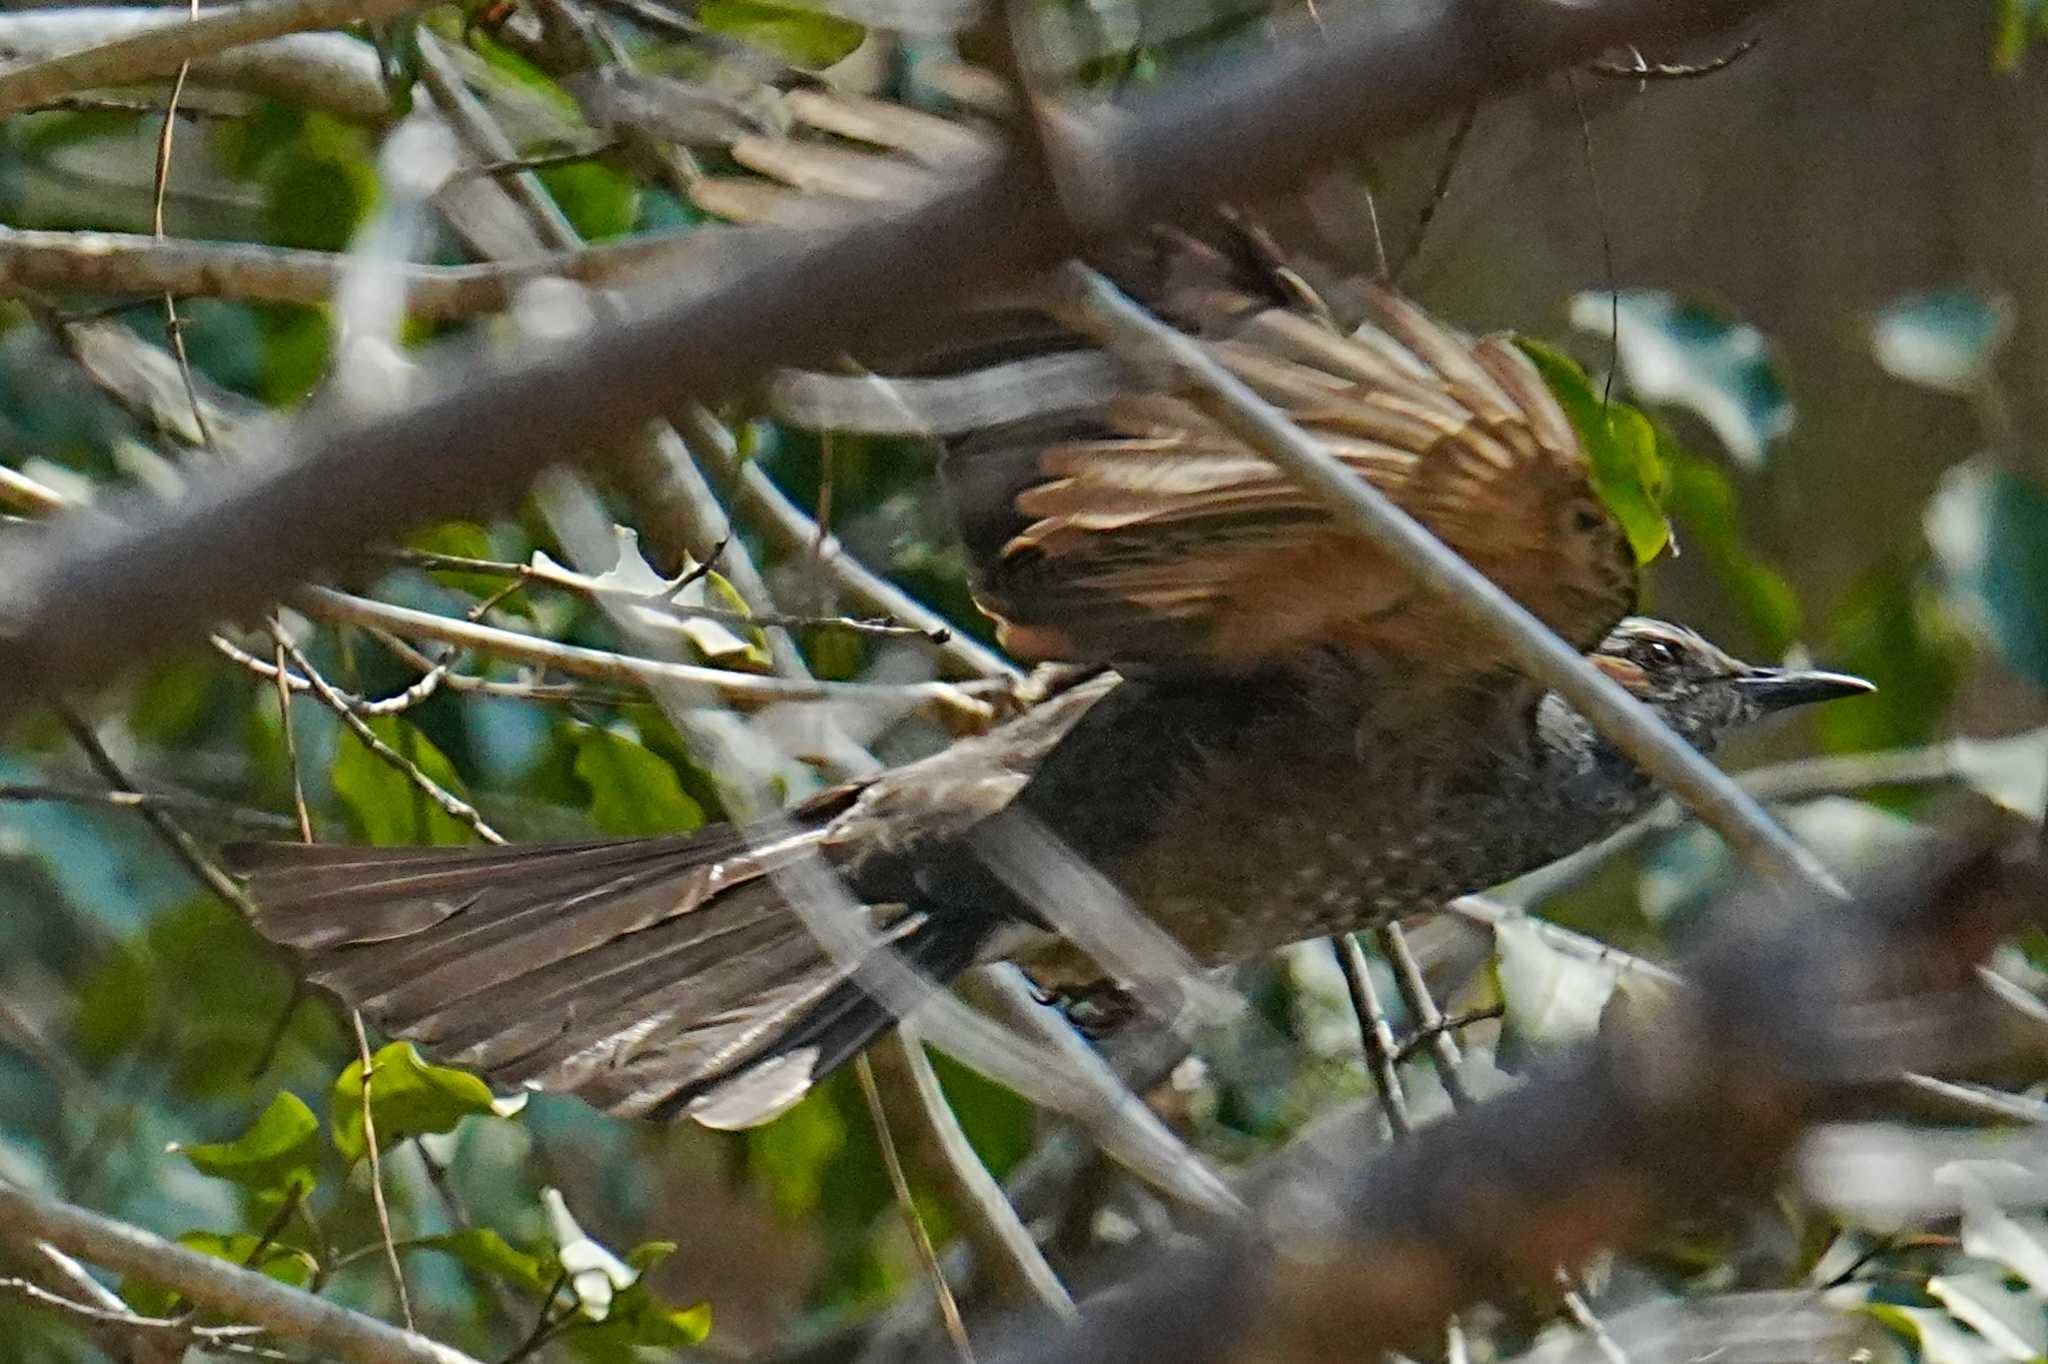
3,0,2048,1360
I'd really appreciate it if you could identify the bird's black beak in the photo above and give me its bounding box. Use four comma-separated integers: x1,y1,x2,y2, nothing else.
1734,667,1877,712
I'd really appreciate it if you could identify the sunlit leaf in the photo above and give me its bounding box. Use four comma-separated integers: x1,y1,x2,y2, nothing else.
1517,338,1671,563
1872,289,2013,395
1951,1165,2048,1296
121,1233,318,1317
1569,290,1793,469
1925,462,2048,692
698,0,865,66
332,1041,502,1162
331,714,478,846
746,1086,847,1218
409,521,511,599
1664,451,1801,653
537,161,640,242
169,1092,319,1202
1818,556,1970,753
570,723,705,837
417,1227,556,1295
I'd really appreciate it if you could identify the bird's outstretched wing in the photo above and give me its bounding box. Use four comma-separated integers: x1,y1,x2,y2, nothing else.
944,286,1639,670
675,78,1639,672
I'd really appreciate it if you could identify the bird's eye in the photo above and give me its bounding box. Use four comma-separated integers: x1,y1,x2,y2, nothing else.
1639,640,1678,669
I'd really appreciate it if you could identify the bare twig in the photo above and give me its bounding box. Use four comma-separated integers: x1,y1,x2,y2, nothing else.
856,1053,976,1362
871,1027,1078,1318
0,782,295,832
272,633,507,845
1587,36,1761,80
0,223,712,320
1377,922,1477,1109
1330,934,1412,1136
0,0,1801,722
54,703,260,913
1392,102,1477,282
0,1182,486,1364
350,1012,415,1331
0,0,428,116
0,10,386,123
292,586,1005,729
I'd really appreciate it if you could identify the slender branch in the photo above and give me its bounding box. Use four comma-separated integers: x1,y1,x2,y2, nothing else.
1377,922,1477,1109
0,224,714,320
0,781,296,831
0,0,427,117
291,586,1006,728
274,633,506,844
1055,264,1837,897
855,1053,976,1362
0,10,386,123
1330,934,1412,1136
0,1182,487,1364
0,0,1798,722
54,703,260,914
871,1027,1078,1318
351,1013,415,1330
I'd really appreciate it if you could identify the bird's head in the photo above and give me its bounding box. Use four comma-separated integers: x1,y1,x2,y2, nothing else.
1587,617,1874,751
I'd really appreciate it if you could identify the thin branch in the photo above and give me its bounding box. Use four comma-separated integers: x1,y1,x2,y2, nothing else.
0,1182,487,1364
292,586,1006,729
1391,101,1476,282
0,0,1801,721
855,1053,975,1363
0,782,296,832
54,703,260,914
383,547,948,642
703,449,1020,681
870,1027,1078,1318
351,1012,416,1331
1330,934,1412,1136
0,10,387,123
1055,264,1839,897
0,223,714,320
1377,922,1477,1109
0,0,427,116
273,633,507,845
1587,35,1761,80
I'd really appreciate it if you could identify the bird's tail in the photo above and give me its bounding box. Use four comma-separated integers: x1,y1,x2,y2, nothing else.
223,820,996,1129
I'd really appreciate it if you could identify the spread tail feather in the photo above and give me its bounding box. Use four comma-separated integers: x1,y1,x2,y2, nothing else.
224,829,996,1129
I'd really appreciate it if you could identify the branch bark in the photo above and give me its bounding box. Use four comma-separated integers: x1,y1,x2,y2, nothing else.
0,0,1793,724
0,1181,486,1364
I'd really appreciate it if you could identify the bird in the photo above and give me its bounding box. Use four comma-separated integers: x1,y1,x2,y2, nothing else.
224,222,1874,1129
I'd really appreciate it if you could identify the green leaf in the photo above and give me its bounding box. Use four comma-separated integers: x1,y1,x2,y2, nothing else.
1872,289,2013,394
626,1240,679,1273
1817,555,1969,753
121,1234,318,1317
1516,338,1671,564
1926,462,2048,692
1569,290,1793,470
746,1087,846,1218
1664,450,1801,653
570,724,705,837
537,162,640,242
408,521,505,598
416,1228,556,1295
331,714,477,846
574,1285,714,1350
71,942,154,1066
169,1092,319,1202
332,1041,501,1162
265,147,374,253
697,0,864,66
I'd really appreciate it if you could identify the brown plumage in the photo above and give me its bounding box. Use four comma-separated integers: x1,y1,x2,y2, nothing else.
225,83,1872,1130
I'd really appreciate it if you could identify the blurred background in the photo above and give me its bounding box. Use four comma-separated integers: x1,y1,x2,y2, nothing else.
2,0,2047,1359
